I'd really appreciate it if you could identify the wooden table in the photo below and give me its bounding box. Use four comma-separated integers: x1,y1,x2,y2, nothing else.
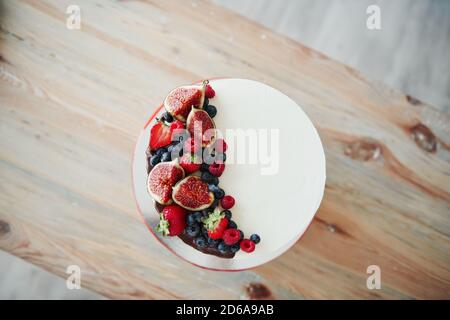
1,0,449,299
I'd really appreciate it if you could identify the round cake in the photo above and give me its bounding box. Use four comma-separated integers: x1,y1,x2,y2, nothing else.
132,78,326,270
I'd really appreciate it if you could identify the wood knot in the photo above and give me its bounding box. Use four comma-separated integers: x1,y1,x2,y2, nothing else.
345,139,381,161
410,123,437,153
406,95,422,105
0,220,11,238
245,283,273,300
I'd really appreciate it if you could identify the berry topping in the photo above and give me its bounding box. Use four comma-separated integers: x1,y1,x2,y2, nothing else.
230,244,240,253
207,237,220,248
160,151,171,162
222,209,232,220
213,188,225,199
150,154,161,167
185,223,200,237
218,241,230,254
228,220,237,229
214,138,228,153
202,208,229,240
221,195,235,209
162,111,173,123
250,234,261,244
194,236,207,248
179,153,201,174
200,163,210,172
204,104,217,118
223,228,241,245
156,205,187,236
149,120,172,151
209,162,225,177
201,171,215,184
183,137,201,154
205,84,215,98
240,239,256,253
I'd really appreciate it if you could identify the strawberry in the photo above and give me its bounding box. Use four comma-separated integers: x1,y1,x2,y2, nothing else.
205,84,215,98
156,205,187,236
149,119,185,151
179,153,201,174
202,208,229,240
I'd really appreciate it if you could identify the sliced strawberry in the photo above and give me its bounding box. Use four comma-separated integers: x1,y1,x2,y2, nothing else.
149,119,185,151
149,120,172,151
156,205,187,236
179,153,201,174
202,208,229,240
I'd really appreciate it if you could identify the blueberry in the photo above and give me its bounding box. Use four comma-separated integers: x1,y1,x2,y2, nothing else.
216,153,226,162
211,176,219,186
150,154,161,167
208,184,220,192
193,212,203,223
204,104,217,118
194,236,207,248
250,234,260,244
155,148,166,157
201,209,210,217
209,198,219,210
228,220,237,229
230,244,240,253
186,214,197,225
185,224,200,237
201,226,209,237
160,152,171,162
222,210,232,220
162,112,173,123
200,163,209,172
203,97,209,108
218,241,230,254
201,171,215,183
207,237,220,248
238,230,244,240
213,188,225,199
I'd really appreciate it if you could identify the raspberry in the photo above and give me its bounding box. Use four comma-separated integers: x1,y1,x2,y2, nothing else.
209,162,225,177
205,84,215,98
221,195,235,209
214,138,227,153
223,228,240,245
240,239,255,253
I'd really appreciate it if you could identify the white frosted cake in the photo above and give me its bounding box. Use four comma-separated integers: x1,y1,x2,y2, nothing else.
132,78,326,270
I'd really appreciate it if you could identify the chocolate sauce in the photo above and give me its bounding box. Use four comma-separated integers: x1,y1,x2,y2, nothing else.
149,152,234,259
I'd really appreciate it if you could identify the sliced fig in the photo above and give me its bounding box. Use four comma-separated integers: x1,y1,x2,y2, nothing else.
186,107,216,147
164,80,210,122
164,85,203,122
147,159,185,205
172,176,214,211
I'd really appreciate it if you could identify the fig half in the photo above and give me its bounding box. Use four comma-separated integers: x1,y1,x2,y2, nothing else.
186,107,216,147
147,159,185,205
172,176,214,211
164,85,203,122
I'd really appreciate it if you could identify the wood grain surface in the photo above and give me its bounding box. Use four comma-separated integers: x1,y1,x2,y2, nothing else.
0,0,449,299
